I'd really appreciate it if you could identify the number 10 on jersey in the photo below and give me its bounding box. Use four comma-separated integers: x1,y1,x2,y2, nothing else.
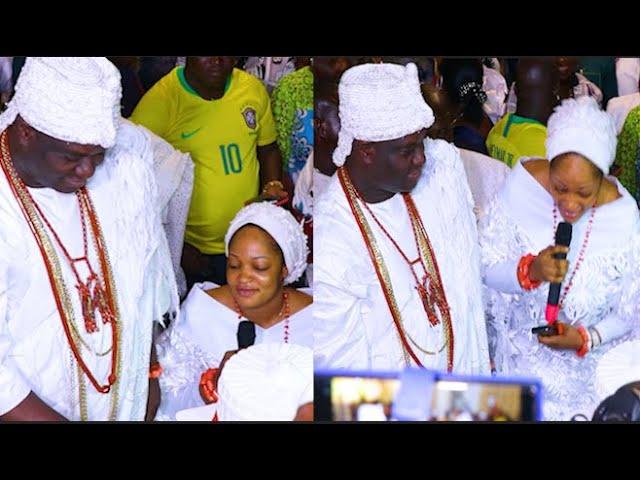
219,144,243,174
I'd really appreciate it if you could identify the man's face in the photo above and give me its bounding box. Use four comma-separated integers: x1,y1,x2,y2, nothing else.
27,129,105,193
315,99,340,148
555,56,578,82
421,85,455,142
367,129,428,194
187,56,235,89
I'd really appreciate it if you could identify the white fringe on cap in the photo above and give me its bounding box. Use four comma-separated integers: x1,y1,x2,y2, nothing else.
545,96,617,174
0,57,122,148
224,202,309,285
333,62,435,167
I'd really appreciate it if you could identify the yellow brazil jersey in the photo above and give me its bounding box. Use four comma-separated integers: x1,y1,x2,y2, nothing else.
131,67,277,254
485,113,547,168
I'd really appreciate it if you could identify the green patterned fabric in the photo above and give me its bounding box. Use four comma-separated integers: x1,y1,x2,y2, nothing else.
271,66,313,171
614,104,640,200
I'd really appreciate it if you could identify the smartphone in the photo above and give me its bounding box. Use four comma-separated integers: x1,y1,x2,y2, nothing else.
531,325,558,336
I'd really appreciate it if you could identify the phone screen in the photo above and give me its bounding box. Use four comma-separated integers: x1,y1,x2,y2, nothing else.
315,371,541,421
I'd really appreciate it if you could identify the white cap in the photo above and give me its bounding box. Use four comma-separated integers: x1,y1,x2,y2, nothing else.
0,57,122,148
333,62,434,167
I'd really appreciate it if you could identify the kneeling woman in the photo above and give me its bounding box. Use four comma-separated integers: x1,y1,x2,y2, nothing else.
155,202,312,420
479,97,640,420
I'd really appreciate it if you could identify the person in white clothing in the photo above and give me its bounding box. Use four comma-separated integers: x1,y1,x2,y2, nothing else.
616,58,640,97
0,57,178,421
479,97,640,420
314,62,490,374
155,201,312,420
482,63,508,125
606,79,640,135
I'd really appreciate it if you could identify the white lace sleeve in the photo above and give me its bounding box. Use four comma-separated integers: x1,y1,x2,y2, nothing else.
155,322,217,421
478,197,539,363
126,119,195,298
609,236,640,343
478,198,527,294
163,159,194,297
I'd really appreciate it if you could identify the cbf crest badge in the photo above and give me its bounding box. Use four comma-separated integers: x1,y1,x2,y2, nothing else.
242,106,257,130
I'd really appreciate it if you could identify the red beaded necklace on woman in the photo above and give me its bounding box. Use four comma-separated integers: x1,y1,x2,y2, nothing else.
233,289,291,343
551,203,596,308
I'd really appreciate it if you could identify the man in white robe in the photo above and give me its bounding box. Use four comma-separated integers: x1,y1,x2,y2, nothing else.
0,58,178,421
314,62,490,374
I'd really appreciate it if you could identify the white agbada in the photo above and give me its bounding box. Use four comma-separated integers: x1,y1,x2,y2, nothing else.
155,282,313,420
479,158,640,420
313,169,332,201
458,148,510,219
314,137,490,373
132,119,194,298
0,121,178,420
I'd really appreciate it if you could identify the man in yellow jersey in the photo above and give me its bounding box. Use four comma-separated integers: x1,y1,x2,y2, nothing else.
486,58,558,167
131,56,285,288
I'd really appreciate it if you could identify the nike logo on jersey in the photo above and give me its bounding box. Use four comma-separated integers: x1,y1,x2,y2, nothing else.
181,128,202,139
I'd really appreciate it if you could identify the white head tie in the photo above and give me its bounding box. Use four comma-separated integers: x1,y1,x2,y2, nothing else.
546,96,617,173
225,202,308,285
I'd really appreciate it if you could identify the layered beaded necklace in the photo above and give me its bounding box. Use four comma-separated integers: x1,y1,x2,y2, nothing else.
338,166,454,371
0,130,121,420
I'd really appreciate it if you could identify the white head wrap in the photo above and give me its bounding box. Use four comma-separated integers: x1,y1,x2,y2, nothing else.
545,96,617,174
216,343,313,421
224,202,308,285
333,62,434,167
0,57,122,148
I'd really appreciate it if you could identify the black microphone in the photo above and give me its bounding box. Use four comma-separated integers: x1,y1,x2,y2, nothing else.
545,221,572,324
237,320,256,350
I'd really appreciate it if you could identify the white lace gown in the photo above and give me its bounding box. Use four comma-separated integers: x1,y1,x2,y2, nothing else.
155,282,313,421
479,158,640,420
314,138,490,374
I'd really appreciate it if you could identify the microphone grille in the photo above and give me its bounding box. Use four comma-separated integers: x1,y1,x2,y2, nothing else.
555,221,573,247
